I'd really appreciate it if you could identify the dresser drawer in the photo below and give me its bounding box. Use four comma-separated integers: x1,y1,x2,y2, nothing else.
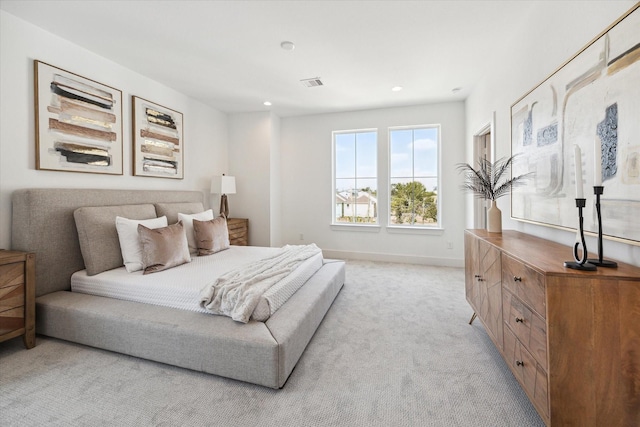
502,254,545,318
0,306,25,335
0,283,25,312
503,289,547,369
0,262,24,288
504,327,549,418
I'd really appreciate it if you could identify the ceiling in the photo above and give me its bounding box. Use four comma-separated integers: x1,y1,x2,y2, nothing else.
1,0,537,117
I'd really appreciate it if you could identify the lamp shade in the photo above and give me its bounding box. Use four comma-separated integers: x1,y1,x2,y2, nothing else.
211,175,236,195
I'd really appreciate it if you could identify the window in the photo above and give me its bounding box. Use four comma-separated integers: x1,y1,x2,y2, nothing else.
333,130,377,224
389,126,439,227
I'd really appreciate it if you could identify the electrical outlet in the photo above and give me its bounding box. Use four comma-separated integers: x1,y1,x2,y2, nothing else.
299,233,304,241
446,241,453,250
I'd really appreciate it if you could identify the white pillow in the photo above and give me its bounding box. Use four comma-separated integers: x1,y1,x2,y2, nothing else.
178,209,214,253
116,215,168,272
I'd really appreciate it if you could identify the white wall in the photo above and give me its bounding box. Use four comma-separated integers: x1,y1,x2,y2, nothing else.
465,1,640,266
227,111,278,247
280,102,466,266
0,11,228,249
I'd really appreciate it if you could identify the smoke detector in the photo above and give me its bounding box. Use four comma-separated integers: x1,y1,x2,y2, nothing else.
300,77,324,88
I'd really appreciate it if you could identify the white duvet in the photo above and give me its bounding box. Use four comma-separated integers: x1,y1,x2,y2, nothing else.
71,245,323,321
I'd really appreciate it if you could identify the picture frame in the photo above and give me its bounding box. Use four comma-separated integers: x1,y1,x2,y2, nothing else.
34,60,123,174
132,96,184,179
510,5,639,246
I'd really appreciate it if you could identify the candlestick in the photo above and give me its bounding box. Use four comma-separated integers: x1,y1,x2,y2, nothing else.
594,137,602,186
587,186,618,268
564,198,597,271
574,145,584,198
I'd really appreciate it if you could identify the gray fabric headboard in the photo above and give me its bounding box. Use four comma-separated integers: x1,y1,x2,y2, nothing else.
11,188,204,297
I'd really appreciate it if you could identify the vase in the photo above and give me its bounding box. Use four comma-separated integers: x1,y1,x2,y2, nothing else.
487,200,502,233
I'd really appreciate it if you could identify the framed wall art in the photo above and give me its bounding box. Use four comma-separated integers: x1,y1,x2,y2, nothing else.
34,60,123,174
510,5,639,245
132,96,184,179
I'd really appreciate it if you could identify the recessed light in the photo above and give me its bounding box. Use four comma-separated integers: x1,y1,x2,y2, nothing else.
263,101,272,106
392,86,403,92
280,41,295,51
452,87,462,94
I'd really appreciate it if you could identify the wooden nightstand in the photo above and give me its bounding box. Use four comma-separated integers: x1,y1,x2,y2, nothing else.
227,218,249,246
0,250,36,348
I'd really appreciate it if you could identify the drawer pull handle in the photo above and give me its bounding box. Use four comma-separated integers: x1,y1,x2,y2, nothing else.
516,360,524,367
514,276,522,282
515,317,524,323
474,274,481,278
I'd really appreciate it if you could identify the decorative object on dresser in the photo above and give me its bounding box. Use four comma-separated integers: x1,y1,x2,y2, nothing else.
511,5,640,246
465,229,640,426
0,250,36,349
211,174,236,218
34,60,123,175
227,218,248,246
457,155,532,233
587,185,618,268
132,96,184,179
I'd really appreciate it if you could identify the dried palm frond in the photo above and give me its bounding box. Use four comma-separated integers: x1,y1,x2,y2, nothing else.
456,155,532,200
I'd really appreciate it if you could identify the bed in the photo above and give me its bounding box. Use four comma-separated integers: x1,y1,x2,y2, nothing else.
10,188,345,388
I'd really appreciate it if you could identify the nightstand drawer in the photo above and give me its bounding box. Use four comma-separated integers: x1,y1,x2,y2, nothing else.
0,283,24,312
0,262,24,288
227,218,248,246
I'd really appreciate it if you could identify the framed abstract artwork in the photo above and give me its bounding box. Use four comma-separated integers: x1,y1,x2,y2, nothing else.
510,5,639,245
132,96,184,179
34,60,123,174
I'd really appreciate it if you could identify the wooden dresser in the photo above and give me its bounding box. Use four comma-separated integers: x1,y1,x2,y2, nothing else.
465,229,639,426
0,250,36,348
227,218,248,246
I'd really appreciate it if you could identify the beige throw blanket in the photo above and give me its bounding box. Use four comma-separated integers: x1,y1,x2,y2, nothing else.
199,244,322,323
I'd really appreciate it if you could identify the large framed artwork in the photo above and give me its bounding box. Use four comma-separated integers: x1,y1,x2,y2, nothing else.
132,96,184,179
510,5,639,245
34,60,123,174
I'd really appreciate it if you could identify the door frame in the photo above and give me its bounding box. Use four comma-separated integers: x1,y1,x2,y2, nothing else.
472,112,496,229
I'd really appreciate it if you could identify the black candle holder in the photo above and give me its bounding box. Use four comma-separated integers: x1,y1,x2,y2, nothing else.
564,198,597,271
587,186,618,268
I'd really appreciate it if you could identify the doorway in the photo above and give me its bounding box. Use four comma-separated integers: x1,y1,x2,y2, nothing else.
473,114,495,229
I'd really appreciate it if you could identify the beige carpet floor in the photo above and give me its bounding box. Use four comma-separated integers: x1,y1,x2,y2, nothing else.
0,260,544,426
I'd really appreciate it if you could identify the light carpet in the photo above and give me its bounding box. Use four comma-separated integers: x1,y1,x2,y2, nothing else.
0,260,544,426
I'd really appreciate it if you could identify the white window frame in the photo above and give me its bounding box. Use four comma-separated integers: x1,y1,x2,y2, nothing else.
331,128,379,227
387,124,442,229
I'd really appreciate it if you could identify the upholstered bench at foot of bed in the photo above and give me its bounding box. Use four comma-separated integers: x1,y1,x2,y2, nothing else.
35,261,345,389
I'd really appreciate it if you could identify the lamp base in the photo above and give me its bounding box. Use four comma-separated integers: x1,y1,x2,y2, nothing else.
219,194,229,218
564,261,597,271
586,259,618,268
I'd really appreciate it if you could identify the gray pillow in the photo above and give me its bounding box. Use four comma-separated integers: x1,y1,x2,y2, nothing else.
74,204,157,275
154,202,205,224
138,221,191,274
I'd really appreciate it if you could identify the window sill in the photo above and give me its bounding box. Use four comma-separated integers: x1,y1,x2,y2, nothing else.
330,224,381,233
386,225,444,235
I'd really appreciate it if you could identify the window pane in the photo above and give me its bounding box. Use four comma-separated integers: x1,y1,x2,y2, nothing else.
335,133,355,178
355,178,377,223
390,129,412,177
389,126,439,227
356,132,377,178
413,128,438,177
335,179,355,223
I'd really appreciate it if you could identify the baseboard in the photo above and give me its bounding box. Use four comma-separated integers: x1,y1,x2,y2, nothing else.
322,249,464,268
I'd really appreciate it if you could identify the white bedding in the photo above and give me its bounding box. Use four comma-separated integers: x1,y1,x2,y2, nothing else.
71,246,323,321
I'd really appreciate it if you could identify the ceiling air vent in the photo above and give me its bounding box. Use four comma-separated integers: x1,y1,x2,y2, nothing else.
300,77,324,88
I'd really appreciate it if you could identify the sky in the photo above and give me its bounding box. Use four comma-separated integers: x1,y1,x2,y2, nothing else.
335,127,439,192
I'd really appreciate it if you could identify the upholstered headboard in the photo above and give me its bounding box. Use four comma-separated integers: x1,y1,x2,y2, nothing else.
11,188,204,297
